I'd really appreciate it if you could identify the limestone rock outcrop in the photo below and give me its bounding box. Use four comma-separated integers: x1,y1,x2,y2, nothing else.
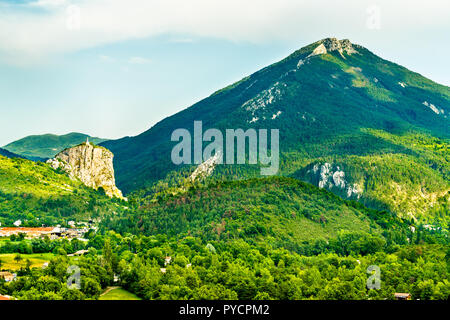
47,141,123,198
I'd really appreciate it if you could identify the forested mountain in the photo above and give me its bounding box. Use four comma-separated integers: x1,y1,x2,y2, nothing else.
102,38,449,223
97,176,448,301
0,37,448,302
3,132,108,160
0,148,24,159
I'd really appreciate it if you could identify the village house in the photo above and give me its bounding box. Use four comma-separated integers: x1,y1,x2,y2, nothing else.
394,293,412,300
0,294,13,300
0,271,16,282
0,226,88,240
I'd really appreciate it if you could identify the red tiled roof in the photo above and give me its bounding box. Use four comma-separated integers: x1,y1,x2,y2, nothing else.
0,295,11,300
0,227,54,232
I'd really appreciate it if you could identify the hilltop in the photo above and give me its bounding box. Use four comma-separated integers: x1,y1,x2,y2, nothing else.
3,132,108,160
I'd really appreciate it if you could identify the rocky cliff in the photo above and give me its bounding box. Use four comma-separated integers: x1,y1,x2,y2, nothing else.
47,141,123,198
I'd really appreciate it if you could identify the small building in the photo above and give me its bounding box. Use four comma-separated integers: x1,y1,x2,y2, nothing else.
394,293,412,300
164,256,172,266
0,295,13,300
0,272,16,282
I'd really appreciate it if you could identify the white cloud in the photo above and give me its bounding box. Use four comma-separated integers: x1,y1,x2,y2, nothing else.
0,0,449,65
128,56,151,64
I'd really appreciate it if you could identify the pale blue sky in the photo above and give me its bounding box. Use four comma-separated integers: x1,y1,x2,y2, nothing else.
0,0,449,146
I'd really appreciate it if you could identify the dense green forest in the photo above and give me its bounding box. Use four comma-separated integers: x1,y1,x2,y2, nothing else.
1,231,448,300
0,154,448,300
103,177,414,252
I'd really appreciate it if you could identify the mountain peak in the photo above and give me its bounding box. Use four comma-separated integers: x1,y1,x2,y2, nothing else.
313,37,358,56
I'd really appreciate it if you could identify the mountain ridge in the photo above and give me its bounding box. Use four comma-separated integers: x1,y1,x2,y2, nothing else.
3,132,108,160
101,38,449,222
0,148,25,159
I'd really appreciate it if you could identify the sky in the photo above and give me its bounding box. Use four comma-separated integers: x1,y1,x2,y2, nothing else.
0,0,449,146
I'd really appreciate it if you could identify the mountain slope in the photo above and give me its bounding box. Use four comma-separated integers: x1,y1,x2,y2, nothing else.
103,176,408,251
0,148,24,159
3,132,108,160
0,154,128,227
102,38,449,222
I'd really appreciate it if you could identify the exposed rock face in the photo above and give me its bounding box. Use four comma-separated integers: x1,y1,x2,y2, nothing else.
320,38,358,55
189,152,221,182
309,43,328,57
296,38,358,70
242,81,287,123
308,162,363,199
423,101,445,115
47,142,123,198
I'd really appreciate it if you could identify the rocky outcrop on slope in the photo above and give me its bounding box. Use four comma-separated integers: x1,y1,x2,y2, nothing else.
189,152,222,182
47,141,123,198
306,162,363,199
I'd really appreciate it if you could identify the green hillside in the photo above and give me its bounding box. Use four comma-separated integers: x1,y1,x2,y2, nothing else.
102,38,449,222
292,129,449,224
3,132,108,160
0,155,129,227
103,176,411,252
